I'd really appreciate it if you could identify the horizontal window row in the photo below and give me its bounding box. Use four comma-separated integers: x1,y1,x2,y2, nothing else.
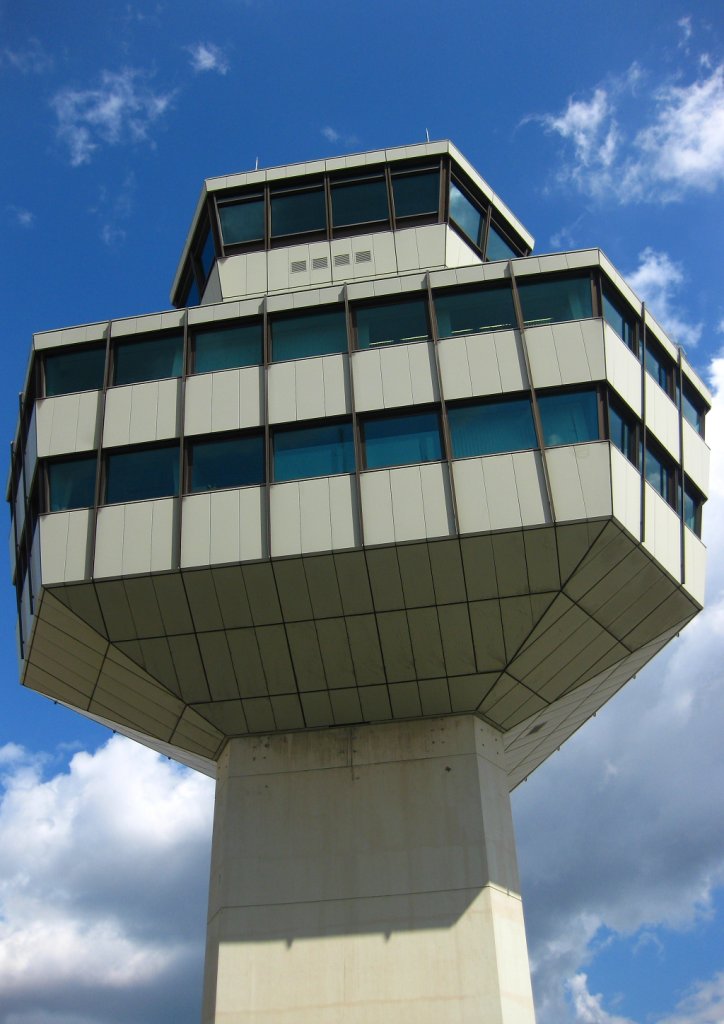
175,157,528,306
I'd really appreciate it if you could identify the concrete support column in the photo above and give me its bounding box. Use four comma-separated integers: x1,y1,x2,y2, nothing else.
202,715,536,1024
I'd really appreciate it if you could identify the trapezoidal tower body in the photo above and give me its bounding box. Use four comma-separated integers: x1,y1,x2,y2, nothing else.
9,142,711,1023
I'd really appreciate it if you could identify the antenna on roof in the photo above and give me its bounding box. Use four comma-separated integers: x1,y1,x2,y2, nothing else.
425,128,430,143
255,157,259,171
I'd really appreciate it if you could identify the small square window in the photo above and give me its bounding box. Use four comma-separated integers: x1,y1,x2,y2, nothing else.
105,444,179,504
362,410,442,469
47,455,97,512
273,421,354,481
188,434,264,491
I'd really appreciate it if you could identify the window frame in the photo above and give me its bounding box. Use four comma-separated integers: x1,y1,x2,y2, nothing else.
269,179,328,247
537,384,605,448
644,435,678,510
271,416,356,483
103,441,181,506
329,171,391,235
111,329,185,387
190,317,264,374
359,406,444,471
351,295,430,350
446,392,537,460
42,341,107,398
606,392,640,468
185,429,266,493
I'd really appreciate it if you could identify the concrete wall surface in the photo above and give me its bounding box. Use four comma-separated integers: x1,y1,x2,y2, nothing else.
203,715,536,1023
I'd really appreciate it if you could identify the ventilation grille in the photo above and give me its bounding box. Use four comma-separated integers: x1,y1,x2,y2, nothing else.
312,256,329,270
355,250,372,264
334,253,351,267
290,260,307,274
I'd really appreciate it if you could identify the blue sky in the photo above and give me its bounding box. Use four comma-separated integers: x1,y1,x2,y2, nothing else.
1,2,723,1022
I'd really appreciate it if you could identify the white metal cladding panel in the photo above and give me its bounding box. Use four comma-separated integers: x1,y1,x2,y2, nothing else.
103,380,180,449
394,226,423,273
267,361,297,423
267,355,350,425
94,498,176,577
352,343,437,414
439,329,526,401
438,338,475,400
526,320,604,389
452,452,547,534
684,530,706,606
184,367,264,437
181,488,265,567
444,227,482,269
33,322,107,352
415,224,447,270
682,421,710,497
269,475,358,557
604,324,642,417
36,392,101,457
359,470,395,545
645,377,680,461
644,485,681,582
610,445,641,538
546,442,613,522
39,509,92,584
218,251,268,301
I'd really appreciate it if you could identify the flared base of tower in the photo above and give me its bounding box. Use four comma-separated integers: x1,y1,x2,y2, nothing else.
202,716,536,1023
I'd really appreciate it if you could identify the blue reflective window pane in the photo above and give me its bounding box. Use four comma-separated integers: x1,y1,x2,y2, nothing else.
602,286,636,353
271,188,326,237
645,445,675,508
45,345,106,396
355,299,429,349
219,199,264,245
106,445,179,503
272,309,347,361
434,286,515,338
448,399,536,458
194,322,263,373
190,434,264,491
48,455,97,511
449,182,482,247
539,390,599,446
185,276,200,308
331,178,388,227
486,225,517,261
274,421,354,481
199,228,215,280
609,403,638,466
363,411,442,469
682,383,704,435
392,170,440,218
645,342,672,393
683,482,702,536
114,333,184,385
518,275,593,326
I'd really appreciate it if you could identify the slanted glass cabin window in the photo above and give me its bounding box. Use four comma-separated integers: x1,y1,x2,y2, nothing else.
449,181,484,249
486,224,517,262
105,444,179,504
271,184,326,240
198,225,216,283
608,397,639,467
44,344,106,397
518,274,593,326
188,433,265,491
354,298,429,349
683,478,704,536
362,409,443,469
47,454,97,512
331,175,389,229
448,398,536,458
434,285,516,338
602,285,637,354
113,332,184,386
682,379,706,436
218,196,265,246
193,321,263,373
273,420,355,481
645,440,677,509
539,388,600,447
271,308,347,361
391,168,440,220
644,336,675,398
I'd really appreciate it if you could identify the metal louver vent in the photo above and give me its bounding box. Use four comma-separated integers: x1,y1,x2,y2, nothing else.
355,250,372,264
312,257,329,270
290,260,307,273
333,253,351,267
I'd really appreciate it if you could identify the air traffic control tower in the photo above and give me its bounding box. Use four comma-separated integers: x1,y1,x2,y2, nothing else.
9,142,711,1022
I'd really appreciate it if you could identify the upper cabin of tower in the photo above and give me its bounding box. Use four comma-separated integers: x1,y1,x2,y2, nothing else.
170,141,535,309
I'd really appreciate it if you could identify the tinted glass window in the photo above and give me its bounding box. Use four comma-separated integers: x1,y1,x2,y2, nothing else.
602,286,637,353
271,309,347,361
448,399,536,458
645,443,676,508
682,381,704,435
189,434,264,491
434,285,516,338
449,182,483,247
271,187,326,237
114,333,184,386
518,275,593,326
645,339,673,394
45,345,106,397
355,299,429,349
392,170,439,218
199,227,215,281
184,276,200,308
48,455,97,512
274,421,354,481
363,410,442,469
486,225,517,261
539,389,599,446
106,445,179,504
683,480,703,536
219,198,264,245
193,321,263,373
331,178,388,227
608,400,638,466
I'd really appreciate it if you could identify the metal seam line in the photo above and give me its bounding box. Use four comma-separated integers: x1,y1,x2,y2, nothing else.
426,270,461,535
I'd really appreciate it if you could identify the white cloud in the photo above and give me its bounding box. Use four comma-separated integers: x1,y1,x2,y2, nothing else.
6,206,35,229
659,971,724,1024
515,351,724,1022
567,974,636,1024
533,62,724,203
626,247,703,348
186,43,229,75
321,126,359,147
51,69,175,167
0,39,53,74
678,16,693,47
0,737,214,1023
